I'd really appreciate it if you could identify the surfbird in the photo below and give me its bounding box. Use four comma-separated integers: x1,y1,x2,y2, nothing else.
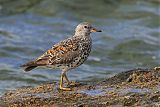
21,22,102,91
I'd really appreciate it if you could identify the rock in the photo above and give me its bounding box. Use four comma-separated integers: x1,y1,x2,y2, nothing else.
0,67,159,107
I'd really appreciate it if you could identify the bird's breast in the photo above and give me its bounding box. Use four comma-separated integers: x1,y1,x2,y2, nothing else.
72,38,92,67
58,37,92,69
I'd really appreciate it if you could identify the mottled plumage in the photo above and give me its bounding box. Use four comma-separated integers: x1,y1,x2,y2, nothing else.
21,22,101,90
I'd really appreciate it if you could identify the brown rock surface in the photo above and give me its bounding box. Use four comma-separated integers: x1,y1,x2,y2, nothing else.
0,67,160,107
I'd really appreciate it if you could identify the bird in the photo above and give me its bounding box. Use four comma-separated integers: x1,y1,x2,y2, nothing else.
21,22,102,91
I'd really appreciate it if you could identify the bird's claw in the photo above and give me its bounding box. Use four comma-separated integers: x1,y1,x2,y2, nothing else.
59,86,72,91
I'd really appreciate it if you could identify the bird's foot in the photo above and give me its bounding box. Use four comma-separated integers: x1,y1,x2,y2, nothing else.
59,86,72,91
67,81,81,87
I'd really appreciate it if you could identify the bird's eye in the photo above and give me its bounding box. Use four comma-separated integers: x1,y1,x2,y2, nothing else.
84,26,87,28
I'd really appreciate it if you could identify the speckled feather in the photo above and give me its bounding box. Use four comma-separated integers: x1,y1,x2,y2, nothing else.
36,36,91,68
21,22,95,71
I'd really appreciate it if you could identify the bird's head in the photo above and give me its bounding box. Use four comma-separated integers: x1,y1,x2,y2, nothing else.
75,22,102,36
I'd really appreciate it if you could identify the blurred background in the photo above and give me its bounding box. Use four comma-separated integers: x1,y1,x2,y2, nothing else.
0,0,159,95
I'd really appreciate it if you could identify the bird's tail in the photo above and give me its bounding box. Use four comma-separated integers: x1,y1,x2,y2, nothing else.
20,61,37,72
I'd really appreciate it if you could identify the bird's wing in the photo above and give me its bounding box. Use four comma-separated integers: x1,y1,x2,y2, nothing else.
34,37,80,66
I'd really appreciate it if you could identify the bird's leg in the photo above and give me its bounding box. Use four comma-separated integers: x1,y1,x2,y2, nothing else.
63,73,71,85
59,70,71,91
64,73,78,86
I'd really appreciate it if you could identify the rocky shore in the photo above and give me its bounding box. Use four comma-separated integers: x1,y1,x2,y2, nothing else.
0,67,160,107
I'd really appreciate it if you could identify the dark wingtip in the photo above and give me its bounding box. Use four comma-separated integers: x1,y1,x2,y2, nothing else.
97,30,102,32
20,61,36,72
24,66,37,72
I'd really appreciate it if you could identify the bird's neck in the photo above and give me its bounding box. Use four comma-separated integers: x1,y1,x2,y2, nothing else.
73,32,91,39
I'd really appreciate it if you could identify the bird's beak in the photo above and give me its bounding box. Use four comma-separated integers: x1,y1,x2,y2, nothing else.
90,27,102,32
